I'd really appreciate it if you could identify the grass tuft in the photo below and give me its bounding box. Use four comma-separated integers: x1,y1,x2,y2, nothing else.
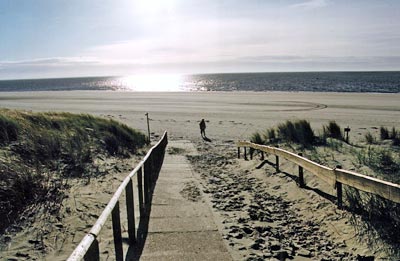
380,126,400,146
265,128,276,142
390,127,398,140
0,114,20,144
354,146,400,183
277,120,315,147
323,121,343,140
345,187,400,252
0,109,147,232
364,132,375,144
250,132,264,145
380,126,390,140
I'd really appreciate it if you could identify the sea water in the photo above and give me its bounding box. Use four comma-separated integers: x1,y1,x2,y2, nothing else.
0,72,399,93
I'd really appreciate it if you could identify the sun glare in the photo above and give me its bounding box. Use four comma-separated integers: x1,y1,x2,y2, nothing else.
118,74,184,92
134,0,177,17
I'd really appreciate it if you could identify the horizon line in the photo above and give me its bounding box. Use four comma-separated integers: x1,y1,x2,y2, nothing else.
1,69,400,81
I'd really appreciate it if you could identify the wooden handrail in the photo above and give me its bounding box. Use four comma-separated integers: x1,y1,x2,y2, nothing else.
68,131,168,261
237,141,400,204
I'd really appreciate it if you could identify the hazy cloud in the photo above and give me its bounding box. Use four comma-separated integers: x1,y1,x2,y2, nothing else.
0,57,101,67
1,0,400,79
1,55,399,80
290,0,330,9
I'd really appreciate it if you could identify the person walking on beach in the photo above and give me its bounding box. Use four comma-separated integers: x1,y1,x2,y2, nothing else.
199,119,206,138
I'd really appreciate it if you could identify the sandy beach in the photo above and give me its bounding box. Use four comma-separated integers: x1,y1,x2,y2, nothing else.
1,91,399,141
1,91,399,260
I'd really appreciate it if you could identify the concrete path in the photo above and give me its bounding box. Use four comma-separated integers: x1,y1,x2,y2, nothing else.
133,140,232,260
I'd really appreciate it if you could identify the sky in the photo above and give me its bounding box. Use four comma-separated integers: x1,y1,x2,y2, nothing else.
0,0,400,79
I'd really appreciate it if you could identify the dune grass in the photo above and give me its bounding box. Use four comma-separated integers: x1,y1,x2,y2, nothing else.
345,187,400,253
380,126,400,146
0,109,147,232
277,120,315,147
322,121,343,140
364,132,375,144
250,132,264,145
0,114,20,144
249,119,400,252
250,119,315,147
380,126,390,140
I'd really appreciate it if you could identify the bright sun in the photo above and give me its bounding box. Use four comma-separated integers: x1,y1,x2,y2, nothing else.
134,0,177,17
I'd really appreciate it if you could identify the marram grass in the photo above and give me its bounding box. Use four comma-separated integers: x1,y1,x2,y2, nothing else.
0,109,147,232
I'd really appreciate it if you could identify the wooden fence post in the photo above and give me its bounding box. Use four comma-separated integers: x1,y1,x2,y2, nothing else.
250,148,253,160
260,151,264,161
137,167,144,217
336,165,343,209
111,202,123,261
84,238,99,261
144,161,151,208
149,153,155,197
275,155,280,172
244,147,248,160
126,179,136,244
237,147,240,159
298,153,305,188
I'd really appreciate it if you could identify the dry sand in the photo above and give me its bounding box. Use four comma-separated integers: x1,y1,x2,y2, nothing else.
1,91,399,142
0,91,399,260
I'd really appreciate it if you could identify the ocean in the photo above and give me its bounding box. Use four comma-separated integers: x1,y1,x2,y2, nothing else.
0,72,399,93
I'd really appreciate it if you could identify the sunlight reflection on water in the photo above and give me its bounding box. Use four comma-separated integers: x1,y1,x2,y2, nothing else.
117,74,186,91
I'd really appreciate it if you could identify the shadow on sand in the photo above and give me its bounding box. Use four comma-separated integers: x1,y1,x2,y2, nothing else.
202,136,212,142
125,173,159,260
125,146,166,260
254,159,337,204
125,206,152,260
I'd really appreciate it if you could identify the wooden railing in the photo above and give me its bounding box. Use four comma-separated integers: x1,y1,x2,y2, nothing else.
68,131,168,261
237,141,400,207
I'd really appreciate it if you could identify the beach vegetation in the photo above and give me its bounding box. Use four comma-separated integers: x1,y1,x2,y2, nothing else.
353,147,400,183
379,126,400,146
325,138,343,151
364,132,375,144
0,113,20,144
390,127,398,140
345,187,400,252
380,126,390,140
393,136,400,146
339,144,400,251
249,119,400,253
0,109,147,233
322,121,343,140
250,120,315,147
277,120,315,147
250,132,264,145
264,128,276,143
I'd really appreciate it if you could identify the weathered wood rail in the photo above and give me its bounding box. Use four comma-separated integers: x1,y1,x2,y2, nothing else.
237,141,400,206
68,131,168,261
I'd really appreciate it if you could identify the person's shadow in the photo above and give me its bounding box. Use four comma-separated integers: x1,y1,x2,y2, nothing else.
202,135,212,142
